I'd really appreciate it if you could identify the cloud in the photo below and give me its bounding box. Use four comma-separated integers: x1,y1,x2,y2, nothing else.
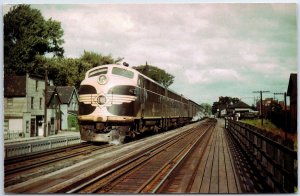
22,4,298,104
184,68,242,84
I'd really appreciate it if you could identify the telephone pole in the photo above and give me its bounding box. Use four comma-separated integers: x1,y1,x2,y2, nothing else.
253,91,270,126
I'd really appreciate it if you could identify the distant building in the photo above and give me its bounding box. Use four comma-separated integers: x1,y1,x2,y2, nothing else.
4,74,46,138
219,105,227,117
287,73,297,132
256,98,275,117
227,101,252,116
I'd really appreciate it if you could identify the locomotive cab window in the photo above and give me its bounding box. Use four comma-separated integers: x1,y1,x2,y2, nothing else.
112,67,134,79
88,67,108,78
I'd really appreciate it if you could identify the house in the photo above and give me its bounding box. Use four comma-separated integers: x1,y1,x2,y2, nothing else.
46,87,62,135
4,74,46,138
48,86,79,131
287,73,297,132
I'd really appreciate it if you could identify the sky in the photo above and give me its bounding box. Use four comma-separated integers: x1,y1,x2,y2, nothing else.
3,2,298,106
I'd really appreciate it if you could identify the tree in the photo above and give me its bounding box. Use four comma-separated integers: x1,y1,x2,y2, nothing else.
80,50,123,68
36,51,123,89
200,103,212,116
218,96,240,106
4,5,64,74
212,102,219,115
132,62,174,88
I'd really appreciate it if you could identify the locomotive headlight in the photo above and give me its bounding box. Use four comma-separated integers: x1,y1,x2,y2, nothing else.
97,95,107,105
98,75,108,85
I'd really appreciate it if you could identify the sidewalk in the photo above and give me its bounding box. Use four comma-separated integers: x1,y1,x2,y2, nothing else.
193,118,242,193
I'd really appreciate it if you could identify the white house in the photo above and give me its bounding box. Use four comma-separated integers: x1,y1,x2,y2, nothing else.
48,86,79,131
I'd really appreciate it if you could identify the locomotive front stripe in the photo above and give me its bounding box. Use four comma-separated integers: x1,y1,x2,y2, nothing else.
79,94,137,107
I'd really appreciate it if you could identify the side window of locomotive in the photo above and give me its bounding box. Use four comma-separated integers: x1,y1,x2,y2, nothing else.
88,67,108,78
112,67,134,79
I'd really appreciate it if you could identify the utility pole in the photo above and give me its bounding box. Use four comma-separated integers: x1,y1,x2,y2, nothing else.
253,91,270,126
44,65,48,137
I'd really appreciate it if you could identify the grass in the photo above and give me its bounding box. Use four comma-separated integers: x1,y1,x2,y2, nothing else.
240,119,297,146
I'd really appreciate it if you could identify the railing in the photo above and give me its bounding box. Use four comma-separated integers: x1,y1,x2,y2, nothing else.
4,131,25,140
4,136,81,158
225,119,297,193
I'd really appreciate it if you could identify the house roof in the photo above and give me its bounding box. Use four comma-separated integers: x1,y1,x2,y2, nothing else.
4,75,27,97
228,101,251,109
48,86,78,104
287,73,297,96
46,87,62,107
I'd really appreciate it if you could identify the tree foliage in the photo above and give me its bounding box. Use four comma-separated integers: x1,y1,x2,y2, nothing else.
4,4,64,74
80,50,123,68
200,103,212,116
132,63,174,88
35,51,123,89
218,96,240,106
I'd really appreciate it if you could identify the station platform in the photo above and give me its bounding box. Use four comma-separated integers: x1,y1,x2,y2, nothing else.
193,119,242,193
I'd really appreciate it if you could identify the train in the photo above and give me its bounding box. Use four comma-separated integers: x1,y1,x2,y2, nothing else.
77,64,202,143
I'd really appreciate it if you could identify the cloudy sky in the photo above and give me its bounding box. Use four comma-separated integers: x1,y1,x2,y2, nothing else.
4,3,297,105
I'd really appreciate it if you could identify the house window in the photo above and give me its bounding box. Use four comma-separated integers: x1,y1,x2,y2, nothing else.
31,97,34,109
26,121,29,133
7,98,13,108
40,98,43,109
36,80,38,91
4,120,8,132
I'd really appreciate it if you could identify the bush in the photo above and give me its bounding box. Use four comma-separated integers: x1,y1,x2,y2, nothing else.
67,115,79,131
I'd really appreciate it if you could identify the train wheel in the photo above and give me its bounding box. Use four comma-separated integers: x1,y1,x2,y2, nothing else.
128,126,137,139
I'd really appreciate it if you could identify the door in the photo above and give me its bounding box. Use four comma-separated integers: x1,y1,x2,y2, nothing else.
138,76,145,117
30,119,36,137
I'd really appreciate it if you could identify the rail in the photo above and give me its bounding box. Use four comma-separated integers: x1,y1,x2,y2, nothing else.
4,136,81,158
225,118,297,193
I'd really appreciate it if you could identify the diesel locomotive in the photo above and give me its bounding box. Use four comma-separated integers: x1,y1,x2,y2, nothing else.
78,64,201,143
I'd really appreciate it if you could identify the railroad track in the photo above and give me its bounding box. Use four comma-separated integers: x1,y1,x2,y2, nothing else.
5,143,111,187
68,119,217,193
5,120,216,193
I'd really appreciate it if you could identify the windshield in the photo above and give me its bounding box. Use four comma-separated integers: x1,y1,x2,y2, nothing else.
112,67,134,79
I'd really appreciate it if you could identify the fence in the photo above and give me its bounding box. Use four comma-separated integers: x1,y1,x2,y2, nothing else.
225,119,297,193
5,136,81,158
